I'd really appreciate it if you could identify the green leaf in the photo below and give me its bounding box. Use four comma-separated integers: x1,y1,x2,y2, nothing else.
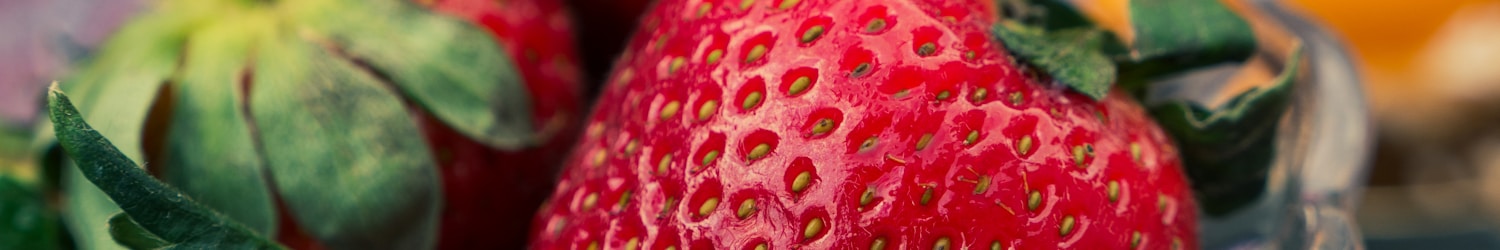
288,0,536,150
249,31,442,249
159,17,278,236
48,12,203,250
62,164,130,250
1149,44,1302,216
993,21,1117,100
62,12,205,163
46,84,284,249
1128,0,1256,69
0,175,60,250
108,213,170,250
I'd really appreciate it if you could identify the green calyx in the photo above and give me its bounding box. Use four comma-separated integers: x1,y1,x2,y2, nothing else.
48,84,285,249
993,0,1301,216
991,0,1256,100
1151,45,1304,216
39,0,533,248
992,21,1118,99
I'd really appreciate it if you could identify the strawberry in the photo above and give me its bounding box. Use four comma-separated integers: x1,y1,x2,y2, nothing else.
32,0,582,249
529,0,1200,249
419,0,584,248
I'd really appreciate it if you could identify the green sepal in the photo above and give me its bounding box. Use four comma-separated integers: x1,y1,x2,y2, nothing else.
249,31,442,249
62,11,201,164
1149,44,1302,216
108,213,170,250
62,164,130,250
48,12,203,250
287,0,537,150
1124,0,1257,80
993,21,1118,100
992,0,1257,99
46,84,285,249
159,17,278,236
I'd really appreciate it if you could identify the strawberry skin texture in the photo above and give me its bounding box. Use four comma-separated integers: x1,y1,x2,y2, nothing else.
532,0,1196,249
419,0,587,248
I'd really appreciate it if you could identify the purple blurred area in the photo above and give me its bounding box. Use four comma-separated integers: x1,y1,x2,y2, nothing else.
0,0,142,127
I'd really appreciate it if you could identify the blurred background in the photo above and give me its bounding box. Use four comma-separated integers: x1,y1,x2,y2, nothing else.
0,0,142,205
1288,0,1500,249
2,0,1499,249
0,0,141,128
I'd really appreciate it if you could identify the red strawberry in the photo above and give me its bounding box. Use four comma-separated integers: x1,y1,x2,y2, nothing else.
420,0,584,248
531,0,1196,249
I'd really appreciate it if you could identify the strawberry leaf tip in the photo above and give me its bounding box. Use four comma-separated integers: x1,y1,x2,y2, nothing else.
47,83,286,250
1149,44,1302,216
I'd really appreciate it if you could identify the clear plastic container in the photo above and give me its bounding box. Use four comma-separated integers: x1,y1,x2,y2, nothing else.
1180,0,1373,249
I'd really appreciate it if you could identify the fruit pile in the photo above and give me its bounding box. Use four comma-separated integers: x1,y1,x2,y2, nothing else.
29,0,1300,249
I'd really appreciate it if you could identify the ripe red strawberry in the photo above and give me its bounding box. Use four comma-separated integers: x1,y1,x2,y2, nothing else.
530,0,1197,249
419,0,584,248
